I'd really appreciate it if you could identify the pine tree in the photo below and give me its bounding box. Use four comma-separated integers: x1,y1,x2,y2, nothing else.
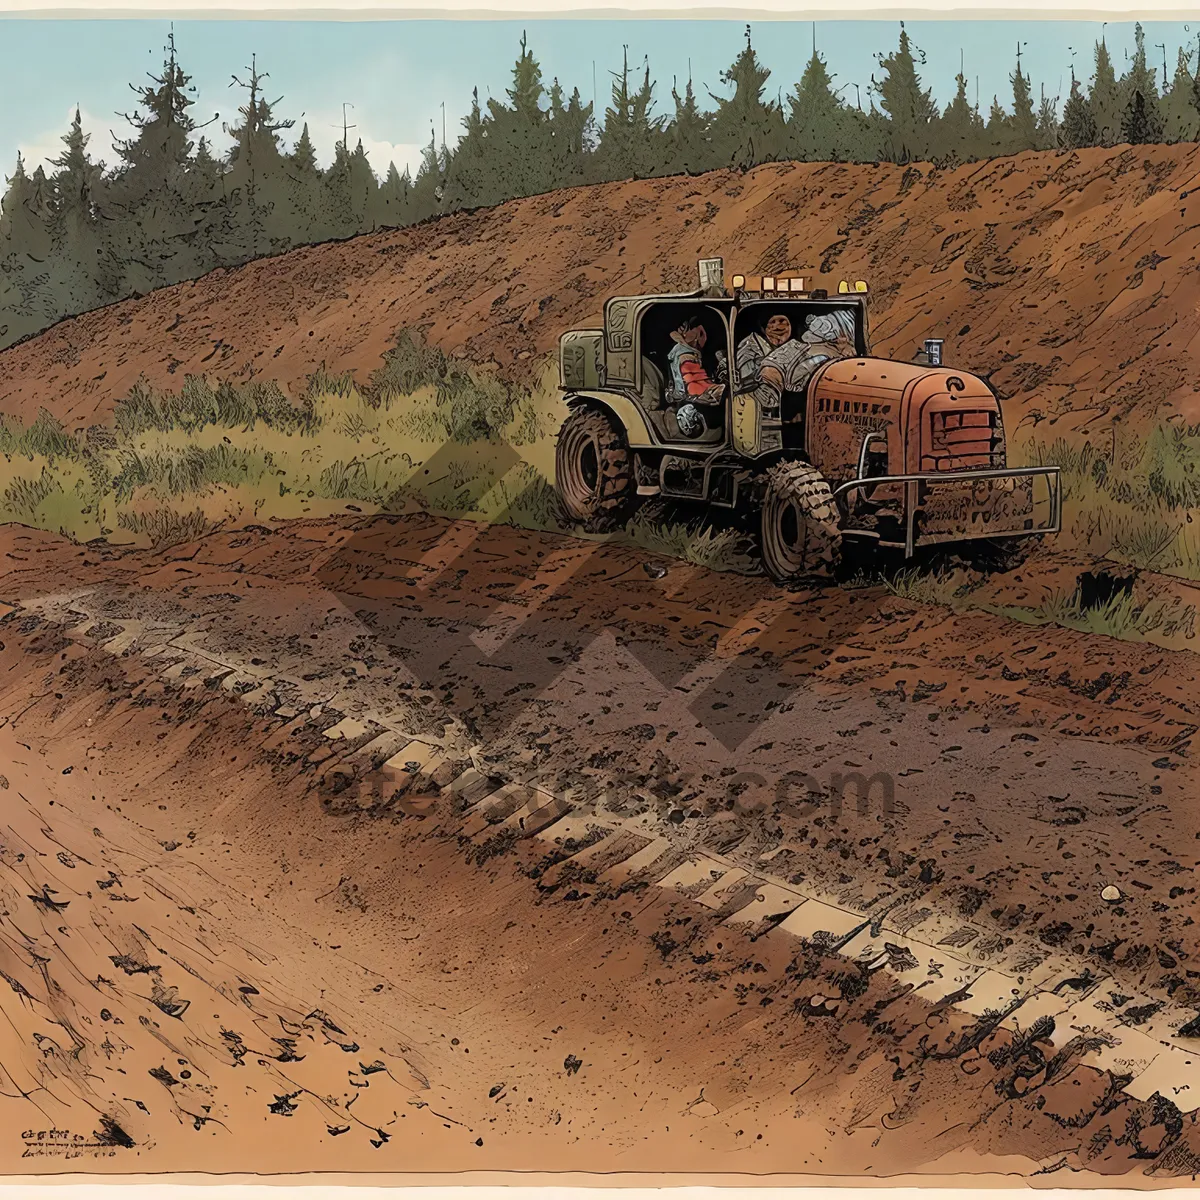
548,80,593,187
409,129,445,223
442,89,495,212
786,45,865,161
47,108,118,315
347,139,381,231
0,154,53,344
283,123,329,243
323,138,357,239
1035,84,1060,150
1192,44,1200,131
190,135,224,193
290,123,318,173
594,49,664,182
708,25,785,170
1163,47,1199,142
1161,47,1200,142
983,96,1010,156
219,55,297,260
1161,49,1200,143
0,156,42,254
481,31,560,198
1122,88,1164,144
108,28,206,291
378,161,412,227
935,62,984,163
1060,69,1098,148
1122,23,1161,105
666,75,713,175
1009,53,1038,152
1089,38,1122,146
871,23,937,164
50,108,104,213
1118,24,1163,143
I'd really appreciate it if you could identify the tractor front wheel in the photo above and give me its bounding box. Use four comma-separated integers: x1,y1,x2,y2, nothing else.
759,460,842,582
555,405,636,530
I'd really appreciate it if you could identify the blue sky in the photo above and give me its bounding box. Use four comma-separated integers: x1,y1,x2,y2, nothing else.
2,18,1198,181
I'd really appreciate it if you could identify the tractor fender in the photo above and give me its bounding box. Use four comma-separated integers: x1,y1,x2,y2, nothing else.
564,391,656,449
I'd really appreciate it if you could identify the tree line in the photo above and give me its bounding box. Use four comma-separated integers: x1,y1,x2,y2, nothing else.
3,22,1199,350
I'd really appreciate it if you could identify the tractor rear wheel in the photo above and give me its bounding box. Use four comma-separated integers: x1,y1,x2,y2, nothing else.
555,405,636,529
759,460,842,582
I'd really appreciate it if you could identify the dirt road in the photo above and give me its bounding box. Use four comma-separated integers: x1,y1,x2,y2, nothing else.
1,512,1199,1180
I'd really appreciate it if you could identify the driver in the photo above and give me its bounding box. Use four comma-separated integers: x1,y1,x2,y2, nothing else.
667,314,724,438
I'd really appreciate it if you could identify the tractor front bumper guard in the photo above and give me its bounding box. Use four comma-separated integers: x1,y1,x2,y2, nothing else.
831,465,1063,558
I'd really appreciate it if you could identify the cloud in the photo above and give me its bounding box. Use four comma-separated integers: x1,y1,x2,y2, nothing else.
16,106,137,174
360,137,426,179
7,101,421,187
299,111,425,180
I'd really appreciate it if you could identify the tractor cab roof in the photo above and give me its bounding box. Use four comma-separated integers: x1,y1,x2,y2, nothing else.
601,258,872,317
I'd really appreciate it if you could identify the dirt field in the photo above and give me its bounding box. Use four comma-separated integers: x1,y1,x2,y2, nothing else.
2,144,1199,436
2,138,1200,1182
0,513,1198,1180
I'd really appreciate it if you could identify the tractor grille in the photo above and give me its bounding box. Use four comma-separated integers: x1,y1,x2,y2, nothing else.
922,409,1003,471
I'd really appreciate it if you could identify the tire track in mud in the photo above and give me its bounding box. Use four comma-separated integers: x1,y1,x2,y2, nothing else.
3,517,1200,1176
0,612,1195,1180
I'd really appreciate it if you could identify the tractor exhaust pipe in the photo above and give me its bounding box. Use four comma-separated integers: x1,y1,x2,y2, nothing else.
698,257,725,295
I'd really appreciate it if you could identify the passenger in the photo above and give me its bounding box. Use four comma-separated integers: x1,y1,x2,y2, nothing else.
800,310,857,363
667,314,724,438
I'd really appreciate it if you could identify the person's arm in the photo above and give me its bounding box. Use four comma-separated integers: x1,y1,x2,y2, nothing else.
759,363,784,396
736,338,762,386
678,353,723,404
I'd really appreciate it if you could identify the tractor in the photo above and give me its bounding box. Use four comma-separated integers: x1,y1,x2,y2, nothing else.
553,257,1061,581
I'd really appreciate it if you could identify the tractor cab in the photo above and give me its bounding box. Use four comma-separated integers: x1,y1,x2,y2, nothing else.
592,266,872,456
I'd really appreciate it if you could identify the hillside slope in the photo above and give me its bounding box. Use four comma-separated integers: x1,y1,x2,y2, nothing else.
1,144,1199,433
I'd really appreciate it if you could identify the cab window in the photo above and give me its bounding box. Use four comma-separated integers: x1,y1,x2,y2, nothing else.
734,302,866,389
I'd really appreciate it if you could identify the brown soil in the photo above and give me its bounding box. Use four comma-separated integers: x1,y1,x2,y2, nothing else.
1,146,1198,432
0,515,1199,1180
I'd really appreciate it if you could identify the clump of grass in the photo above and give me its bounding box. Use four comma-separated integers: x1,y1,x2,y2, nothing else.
112,443,270,503
306,365,357,401
0,408,81,462
367,330,449,400
369,330,521,444
883,565,979,607
1144,421,1200,510
1022,422,1200,581
317,457,389,503
623,508,758,574
993,585,1194,642
117,507,220,549
1108,510,1182,572
481,463,559,531
4,468,59,520
114,376,311,438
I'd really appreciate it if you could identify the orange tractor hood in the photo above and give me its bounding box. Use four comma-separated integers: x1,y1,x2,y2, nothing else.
809,357,1000,475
